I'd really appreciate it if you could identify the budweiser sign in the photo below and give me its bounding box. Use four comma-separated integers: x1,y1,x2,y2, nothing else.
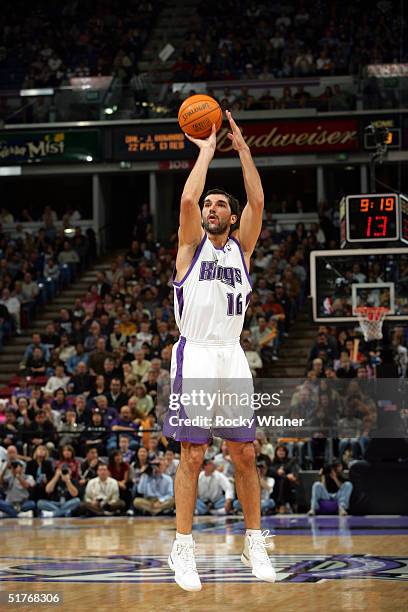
215,119,359,155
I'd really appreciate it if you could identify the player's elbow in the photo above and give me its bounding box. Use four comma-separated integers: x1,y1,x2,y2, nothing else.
251,198,264,211
180,195,196,210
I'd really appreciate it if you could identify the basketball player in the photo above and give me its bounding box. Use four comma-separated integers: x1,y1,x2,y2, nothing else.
163,111,275,591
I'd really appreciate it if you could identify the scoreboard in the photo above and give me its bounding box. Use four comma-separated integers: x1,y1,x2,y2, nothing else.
340,193,408,247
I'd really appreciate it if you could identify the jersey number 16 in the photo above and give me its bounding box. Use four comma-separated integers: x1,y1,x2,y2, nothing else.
227,292,243,316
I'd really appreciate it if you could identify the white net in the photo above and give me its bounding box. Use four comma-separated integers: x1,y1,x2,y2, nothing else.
354,307,389,341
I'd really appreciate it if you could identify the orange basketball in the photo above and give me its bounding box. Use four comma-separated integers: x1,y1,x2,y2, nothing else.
178,94,222,139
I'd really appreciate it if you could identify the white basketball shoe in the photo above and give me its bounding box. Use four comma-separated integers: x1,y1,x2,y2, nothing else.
168,538,202,591
241,530,276,582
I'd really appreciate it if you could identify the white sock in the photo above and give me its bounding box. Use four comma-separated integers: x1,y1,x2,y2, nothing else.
176,532,193,542
246,529,262,537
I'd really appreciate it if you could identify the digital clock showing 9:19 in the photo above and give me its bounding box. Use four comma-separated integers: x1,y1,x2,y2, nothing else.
346,193,399,242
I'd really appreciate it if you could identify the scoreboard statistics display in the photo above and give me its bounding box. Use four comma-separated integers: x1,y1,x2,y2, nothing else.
112,126,195,160
343,193,408,245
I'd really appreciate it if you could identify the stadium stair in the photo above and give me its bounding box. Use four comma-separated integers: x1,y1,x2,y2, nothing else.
138,0,201,90
266,308,318,379
0,255,115,387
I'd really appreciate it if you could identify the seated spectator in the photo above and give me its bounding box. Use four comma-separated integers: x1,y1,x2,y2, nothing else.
119,312,136,337
58,408,84,450
104,379,128,412
102,358,121,387
24,347,48,377
130,446,149,489
109,321,128,351
43,364,70,394
213,440,235,479
256,430,274,460
84,321,102,353
0,459,36,518
108,450,131,509
78,447,102,492
108,405,139,451
335,350,357,378
69,361,93,394
163,449,179,479
89,375,107,399
81,462,125,516
26,409,56,452
88,338,112,376
338,405,362,464
269,445,299,513
253,439,272,469
23,332,51,364
91,395,118,427
0,409,24,450
131,350,151,381
117,433,134,462
37,463,80,518
195,458,234,515
10,377,32,407
58,241,80,266
51,388,70,413
25,444,54,502
41,322,60,352
0,289,20,334
80,408,109,455
133,457,174,515
251,316,278,362
54,334,76,364
308,461,353,516
133,383,154,418
242,337,263,376
21,272,39,308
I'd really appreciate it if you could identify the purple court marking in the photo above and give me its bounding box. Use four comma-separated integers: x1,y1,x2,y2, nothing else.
0,553,407,583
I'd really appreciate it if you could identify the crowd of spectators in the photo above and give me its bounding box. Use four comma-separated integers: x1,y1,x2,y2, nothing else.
0,198,321,516
0,206,95,347
165,83,354,118
0,0,161,91
0,198,406,517
174,0,404,82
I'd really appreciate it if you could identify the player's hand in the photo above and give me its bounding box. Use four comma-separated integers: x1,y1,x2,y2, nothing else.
185,123,217,153
226,110,249,152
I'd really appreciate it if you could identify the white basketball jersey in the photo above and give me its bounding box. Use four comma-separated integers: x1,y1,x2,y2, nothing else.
173,234,252,342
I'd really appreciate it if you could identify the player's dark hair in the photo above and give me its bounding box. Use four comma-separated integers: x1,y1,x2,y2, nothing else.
202,188,241,233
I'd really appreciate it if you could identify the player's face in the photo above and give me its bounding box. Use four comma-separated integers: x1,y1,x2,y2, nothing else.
202,194,237,235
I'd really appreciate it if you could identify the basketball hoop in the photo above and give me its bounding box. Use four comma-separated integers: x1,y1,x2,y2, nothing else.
354,306,389,341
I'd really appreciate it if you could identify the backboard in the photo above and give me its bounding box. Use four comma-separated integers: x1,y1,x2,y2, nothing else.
310,248,408,323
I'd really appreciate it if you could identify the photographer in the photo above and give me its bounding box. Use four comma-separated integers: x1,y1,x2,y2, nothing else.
133,457,174,516
81,463,125,516
195,458,234,516
37,464,80,517
0,459,36,518
308,461,353,516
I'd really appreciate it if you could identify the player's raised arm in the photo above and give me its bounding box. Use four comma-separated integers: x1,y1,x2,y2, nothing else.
178,124,217,246
226,110,264,256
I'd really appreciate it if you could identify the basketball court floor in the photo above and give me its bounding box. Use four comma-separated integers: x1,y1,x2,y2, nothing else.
0,515,407,611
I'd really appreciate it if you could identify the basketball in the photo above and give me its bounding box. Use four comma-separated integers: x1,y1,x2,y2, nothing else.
178,94,222,139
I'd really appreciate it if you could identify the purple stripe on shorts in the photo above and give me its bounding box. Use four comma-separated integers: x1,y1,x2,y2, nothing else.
176,287,184,318
173,234,207,287
229,235,252,288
